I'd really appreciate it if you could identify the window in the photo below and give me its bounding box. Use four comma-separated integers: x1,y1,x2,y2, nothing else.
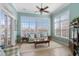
37,18,49,32
0,9,16,47
0,10,6,46
21,16,49,37
54,17,61,36
54,11,69,39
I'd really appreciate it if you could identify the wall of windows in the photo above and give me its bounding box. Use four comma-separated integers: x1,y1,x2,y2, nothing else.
0,9,16,47
0,9,6,47
54,11,69,39
21,16,50,37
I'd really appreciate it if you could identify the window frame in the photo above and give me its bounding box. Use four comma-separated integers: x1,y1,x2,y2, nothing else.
20,16,49,37
54,11,70,39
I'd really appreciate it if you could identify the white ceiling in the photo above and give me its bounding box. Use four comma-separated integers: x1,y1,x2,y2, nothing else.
14,3,69,15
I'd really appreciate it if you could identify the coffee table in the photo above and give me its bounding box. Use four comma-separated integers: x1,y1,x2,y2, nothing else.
33,38,50,48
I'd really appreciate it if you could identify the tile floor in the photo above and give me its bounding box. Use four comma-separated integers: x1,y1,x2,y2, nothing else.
18,41,72,56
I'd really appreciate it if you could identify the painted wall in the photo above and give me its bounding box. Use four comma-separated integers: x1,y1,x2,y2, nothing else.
50,3,79,46
70,3,79,20
17,12,51,41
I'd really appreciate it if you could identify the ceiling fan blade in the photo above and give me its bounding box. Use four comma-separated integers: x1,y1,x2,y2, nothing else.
43,10,49,13
36,6,40,9
43,6,48,10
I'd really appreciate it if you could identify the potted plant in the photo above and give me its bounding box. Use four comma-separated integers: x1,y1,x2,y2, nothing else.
71,17,79,27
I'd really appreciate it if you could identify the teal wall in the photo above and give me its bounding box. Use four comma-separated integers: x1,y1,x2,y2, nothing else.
50,3,79,46
70,3,79,20
17,12,51,41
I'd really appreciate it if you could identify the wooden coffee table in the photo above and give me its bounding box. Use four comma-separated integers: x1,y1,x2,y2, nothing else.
28,36,51,48
34,40,50,48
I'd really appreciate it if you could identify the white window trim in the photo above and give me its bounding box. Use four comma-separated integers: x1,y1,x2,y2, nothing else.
54,10,70,39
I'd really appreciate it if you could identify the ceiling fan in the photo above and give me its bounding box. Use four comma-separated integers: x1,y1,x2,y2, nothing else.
36,3,49,14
